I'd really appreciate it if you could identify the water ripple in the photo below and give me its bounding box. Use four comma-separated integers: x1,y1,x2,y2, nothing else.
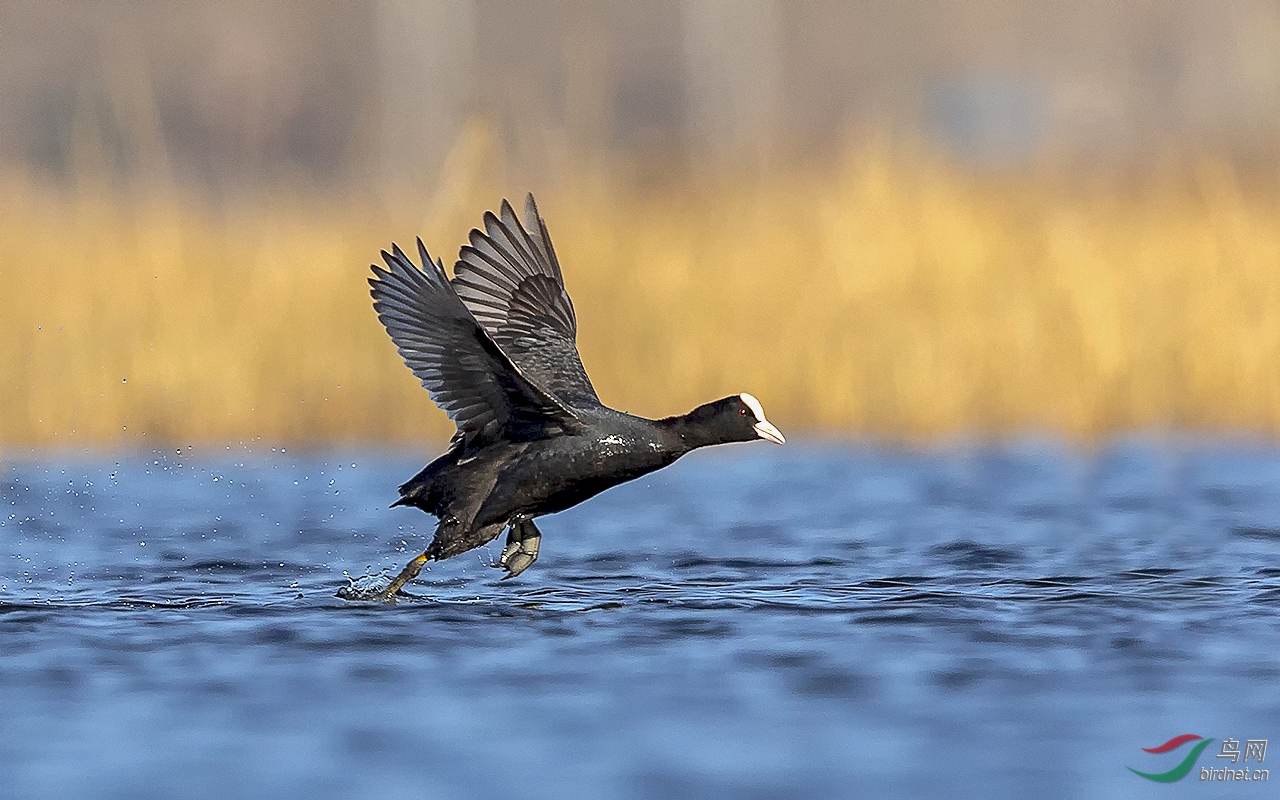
2,443,1279,798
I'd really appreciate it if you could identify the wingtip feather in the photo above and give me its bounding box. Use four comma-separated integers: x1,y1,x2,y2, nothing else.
523,193,539,230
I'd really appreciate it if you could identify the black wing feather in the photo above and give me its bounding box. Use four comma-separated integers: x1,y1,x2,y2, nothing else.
451,195,600,407
369,240,583,447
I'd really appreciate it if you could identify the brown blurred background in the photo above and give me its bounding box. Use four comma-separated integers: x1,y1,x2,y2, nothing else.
7,1,1280,183
2,1,1280,449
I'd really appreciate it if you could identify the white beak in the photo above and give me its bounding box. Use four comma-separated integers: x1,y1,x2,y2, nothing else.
753,420,786,445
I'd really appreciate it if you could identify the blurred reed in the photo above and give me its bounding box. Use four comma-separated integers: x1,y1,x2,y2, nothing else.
3,136,1280,450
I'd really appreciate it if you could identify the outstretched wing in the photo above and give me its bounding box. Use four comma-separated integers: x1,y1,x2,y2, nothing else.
451,195,601,407
370,240,584,447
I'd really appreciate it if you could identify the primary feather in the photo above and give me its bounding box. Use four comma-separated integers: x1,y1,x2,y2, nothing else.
452,195,600,407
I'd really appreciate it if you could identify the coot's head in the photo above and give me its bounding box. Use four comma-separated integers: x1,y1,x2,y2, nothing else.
689,393,786,446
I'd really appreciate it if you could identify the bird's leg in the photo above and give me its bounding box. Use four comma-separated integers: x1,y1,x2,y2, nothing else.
498,526,523,569
376,552,429,602
497,519,541,580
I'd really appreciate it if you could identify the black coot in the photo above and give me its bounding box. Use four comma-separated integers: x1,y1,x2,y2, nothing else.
368,195,784,596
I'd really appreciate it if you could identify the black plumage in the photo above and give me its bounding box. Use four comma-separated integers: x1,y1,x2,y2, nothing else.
368,195,784,595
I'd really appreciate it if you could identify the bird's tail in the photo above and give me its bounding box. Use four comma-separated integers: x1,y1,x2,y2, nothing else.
391,445,462,511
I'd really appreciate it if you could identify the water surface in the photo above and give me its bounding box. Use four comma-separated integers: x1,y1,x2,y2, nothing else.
2,442,1278,798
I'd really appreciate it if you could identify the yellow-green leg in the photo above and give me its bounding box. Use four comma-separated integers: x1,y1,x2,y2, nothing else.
376,552,429,602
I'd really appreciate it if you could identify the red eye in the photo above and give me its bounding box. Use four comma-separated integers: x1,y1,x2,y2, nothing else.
739,408,748,416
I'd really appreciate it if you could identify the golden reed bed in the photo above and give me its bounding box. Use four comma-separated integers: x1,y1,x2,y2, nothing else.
3,148,1279,450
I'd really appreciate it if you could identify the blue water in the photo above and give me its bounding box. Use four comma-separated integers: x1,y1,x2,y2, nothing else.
2,441,1278,799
